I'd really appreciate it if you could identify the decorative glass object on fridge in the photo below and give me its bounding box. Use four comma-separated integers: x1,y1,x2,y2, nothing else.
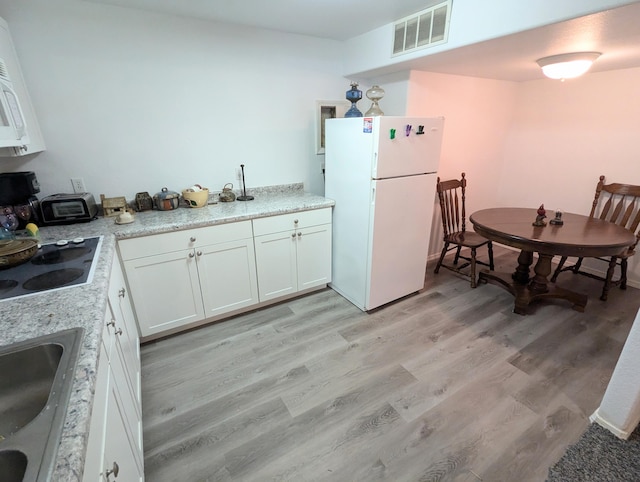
365,85,385,116
344,82,363,118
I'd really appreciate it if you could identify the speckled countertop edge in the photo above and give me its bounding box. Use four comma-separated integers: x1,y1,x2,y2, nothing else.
0,185,334,480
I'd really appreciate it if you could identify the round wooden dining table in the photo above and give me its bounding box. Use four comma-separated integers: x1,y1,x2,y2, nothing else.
469,207,636,314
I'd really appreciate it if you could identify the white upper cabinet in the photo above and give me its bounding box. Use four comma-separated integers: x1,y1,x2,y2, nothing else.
0,17,45,157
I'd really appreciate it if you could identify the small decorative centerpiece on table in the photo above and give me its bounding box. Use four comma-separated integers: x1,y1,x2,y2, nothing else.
550,209,564,225
532,204,547,226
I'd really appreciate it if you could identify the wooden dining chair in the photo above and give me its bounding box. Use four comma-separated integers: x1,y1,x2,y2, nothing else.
550,175,640,300
434,172,494,288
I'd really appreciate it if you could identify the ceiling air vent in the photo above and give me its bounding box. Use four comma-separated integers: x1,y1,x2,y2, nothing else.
393,0,451,56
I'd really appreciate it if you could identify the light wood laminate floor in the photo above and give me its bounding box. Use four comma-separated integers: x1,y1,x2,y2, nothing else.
141,248,640,481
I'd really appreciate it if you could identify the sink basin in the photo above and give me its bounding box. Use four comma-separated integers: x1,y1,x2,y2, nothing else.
0,328,84,482
0,343,63,436
0,450,27,482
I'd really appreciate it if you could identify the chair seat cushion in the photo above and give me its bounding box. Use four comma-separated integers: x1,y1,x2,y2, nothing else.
444,231,490,248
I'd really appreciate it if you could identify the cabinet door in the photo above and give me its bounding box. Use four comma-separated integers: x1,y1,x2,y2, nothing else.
123,249,204,337
0,18,45,156
82,316,111,482
103,377,144,482
197,238,259,317
109,331,144,473
296,223,332,291
108,258,141,409
254,231,298,301
84,308,143,482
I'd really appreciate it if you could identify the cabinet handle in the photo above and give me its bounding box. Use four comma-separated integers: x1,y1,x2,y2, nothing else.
291,233,296,238
105,461,120,478
297,232,302,237
107,319,116,328
118,287,126,298
190,236,196,242
188,252,195,258
294,219,299,224
197,251,203,256
115,327,123,336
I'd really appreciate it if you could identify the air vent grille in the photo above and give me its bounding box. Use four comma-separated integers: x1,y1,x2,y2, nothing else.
393,0,451,56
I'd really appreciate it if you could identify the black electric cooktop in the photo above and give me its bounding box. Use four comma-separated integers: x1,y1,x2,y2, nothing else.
0,236,103,301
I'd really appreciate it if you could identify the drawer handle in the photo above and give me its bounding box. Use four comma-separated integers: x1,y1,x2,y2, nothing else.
118,287,126,298
291,233,296,238
294,219,299,224
190,236,196,242
188,252,195,258
197,251,203,256
297,232,302,237
105,461,119,479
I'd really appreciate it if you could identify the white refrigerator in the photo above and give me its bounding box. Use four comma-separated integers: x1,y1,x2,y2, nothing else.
324,116,444,311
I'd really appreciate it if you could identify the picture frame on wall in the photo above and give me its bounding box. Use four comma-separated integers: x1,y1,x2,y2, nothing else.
316,100,349,155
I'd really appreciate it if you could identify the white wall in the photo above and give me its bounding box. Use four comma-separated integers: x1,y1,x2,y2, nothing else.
500,67,640,211
0,0,347,198
364,71,411,117
403,71,518,255
501,67,640,286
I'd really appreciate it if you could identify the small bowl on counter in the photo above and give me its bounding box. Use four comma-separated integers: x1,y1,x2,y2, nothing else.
182,187,209,208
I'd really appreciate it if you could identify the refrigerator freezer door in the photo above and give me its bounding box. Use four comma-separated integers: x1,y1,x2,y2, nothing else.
373,117,444,179
366,173,437,310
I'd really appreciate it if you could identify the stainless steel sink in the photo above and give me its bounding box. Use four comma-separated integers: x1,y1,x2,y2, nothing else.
0,450,28,482
0,343,63,435
0,328,84,482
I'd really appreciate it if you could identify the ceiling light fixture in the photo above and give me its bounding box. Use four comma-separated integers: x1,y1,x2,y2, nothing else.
536,52,601,80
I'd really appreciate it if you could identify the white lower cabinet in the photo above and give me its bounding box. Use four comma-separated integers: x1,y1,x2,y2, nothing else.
119,208,332,339
119,221,258,337
107,257,142,411
103,351,143,482
253,208,332,302
83,258,143,482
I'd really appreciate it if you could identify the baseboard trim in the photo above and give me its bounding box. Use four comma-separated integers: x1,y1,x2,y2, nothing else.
590,409,633,440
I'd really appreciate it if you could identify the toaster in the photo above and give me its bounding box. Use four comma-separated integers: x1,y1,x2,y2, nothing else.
40,193,98,225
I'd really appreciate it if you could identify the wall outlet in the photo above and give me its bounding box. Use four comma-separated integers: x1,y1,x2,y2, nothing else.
70,177,86,193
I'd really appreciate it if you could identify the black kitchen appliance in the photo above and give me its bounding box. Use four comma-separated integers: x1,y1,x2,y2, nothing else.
0,236,102,301
0,171,41,228
39,193,98,225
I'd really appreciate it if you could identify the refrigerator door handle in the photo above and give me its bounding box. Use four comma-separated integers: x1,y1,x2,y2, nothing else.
371,185,376,205
373,151,378,177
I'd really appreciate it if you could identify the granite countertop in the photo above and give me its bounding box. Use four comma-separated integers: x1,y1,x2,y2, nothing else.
0,184,334,480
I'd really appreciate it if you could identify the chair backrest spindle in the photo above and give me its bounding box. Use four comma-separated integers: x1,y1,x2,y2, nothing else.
436,172,468,237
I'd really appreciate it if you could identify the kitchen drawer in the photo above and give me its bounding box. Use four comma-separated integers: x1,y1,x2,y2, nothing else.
252,208,332,236
118,221,253,260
